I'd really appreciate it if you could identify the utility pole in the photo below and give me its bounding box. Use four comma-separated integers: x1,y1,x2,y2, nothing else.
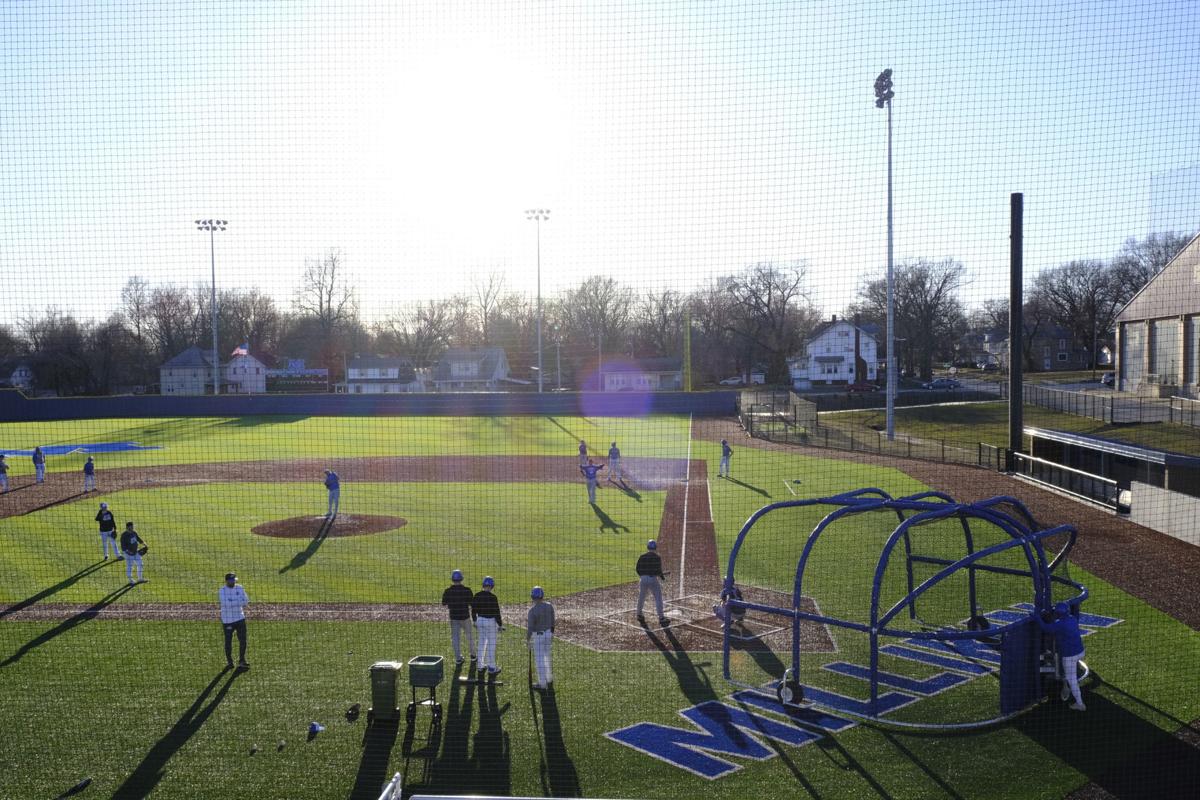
874,69,896,440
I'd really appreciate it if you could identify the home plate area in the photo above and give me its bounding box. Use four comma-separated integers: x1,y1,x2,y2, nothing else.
602,587,836,653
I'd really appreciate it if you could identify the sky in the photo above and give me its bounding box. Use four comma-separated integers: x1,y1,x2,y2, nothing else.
1,0,1198,325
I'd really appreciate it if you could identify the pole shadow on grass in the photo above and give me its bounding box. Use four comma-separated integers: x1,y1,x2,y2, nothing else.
725,476,771,498
347,717,401,800
590,504,629,534
1015,674,1200,798
110,668,243,800
399,708,443,793
1,560,110,619
1,583,135,668
279,515,335,573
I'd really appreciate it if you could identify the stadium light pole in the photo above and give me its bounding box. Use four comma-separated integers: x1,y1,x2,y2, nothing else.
195,219,228,395
875,69,896,440
525,209,550,393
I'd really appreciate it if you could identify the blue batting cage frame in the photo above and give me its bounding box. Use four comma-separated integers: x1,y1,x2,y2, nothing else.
720,489,1088,729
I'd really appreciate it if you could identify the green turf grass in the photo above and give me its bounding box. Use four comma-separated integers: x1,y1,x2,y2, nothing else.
1,585,1196,800
2,482,666,605
0,414,692,475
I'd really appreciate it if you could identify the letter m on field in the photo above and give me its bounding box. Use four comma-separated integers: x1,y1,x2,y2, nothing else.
605,701,822,779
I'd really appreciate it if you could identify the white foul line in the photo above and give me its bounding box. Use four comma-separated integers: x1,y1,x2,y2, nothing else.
679,412,691,596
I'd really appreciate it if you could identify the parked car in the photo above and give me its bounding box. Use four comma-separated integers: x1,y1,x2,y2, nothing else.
1100,372,1114,387
847,381,879,393
980,363,1000,373
718,376,745,386
922,377,961,390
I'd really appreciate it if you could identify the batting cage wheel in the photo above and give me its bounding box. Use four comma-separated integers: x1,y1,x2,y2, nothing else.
776,668,805,707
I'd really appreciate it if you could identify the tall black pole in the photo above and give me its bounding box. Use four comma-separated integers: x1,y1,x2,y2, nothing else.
1008,193,1023,471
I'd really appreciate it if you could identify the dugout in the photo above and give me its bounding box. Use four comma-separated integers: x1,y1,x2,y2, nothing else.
720,489,1088,730
1026,426,1200,499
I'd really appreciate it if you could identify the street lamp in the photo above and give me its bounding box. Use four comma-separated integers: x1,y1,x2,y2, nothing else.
195,219,228,395
525,208,550,393
874,68,896,440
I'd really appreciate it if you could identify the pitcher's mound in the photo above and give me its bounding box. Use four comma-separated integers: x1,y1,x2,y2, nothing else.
252,514,407,538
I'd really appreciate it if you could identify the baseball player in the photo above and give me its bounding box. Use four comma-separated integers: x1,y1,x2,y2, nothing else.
718,439,732,478
580,458,605,504
578,440,588,466
635,539,667,625
471,576,503,677
526,586,555,690
323,469,340,517
713,585,747,631
219,572,251,670
442,569,476,666
1039,602,1087,711
607,441,623,482
83,456,96,492
0,454,8,493
119,522,147,585
95,502,121,560
32,446,46,484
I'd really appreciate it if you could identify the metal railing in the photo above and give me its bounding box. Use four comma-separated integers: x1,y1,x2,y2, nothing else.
1010,452,1120,509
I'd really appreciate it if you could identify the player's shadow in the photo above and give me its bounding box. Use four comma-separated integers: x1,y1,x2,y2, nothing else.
347,717,401,800
219,415,309,427
1,560,110,619
590,504,629,534
1015,672,1200,798
613,480,642,502
726,477,771,498
110,668,243,800
279,515,335,573
0,583,134,668
533,688,581,797
646,624,718,707
425,666,476,793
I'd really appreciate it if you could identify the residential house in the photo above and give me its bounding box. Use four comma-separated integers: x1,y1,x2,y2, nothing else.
339,355,421,394
993,327,1092,373
1114,231,1200,395
599,357,683,391
161,346,268,395
0,360,34,391
431,347,511,391
789,318,877,389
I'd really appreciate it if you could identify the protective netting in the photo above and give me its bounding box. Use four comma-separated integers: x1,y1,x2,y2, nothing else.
1,1,1198,798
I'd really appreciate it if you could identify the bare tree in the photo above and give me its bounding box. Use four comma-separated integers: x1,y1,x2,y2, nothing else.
561,276,634,356
472,272,507,344
634,288,686,356
146,285,198,362
375,298,462,368
857,258,967,380
294,249,358,337
722,262,818,383
120,276,151,345
1033,259,1121,367
1110,231,1192,296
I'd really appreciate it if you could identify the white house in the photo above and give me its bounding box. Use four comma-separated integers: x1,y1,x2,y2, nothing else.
0,360,34,391
161,346,267,395
789,318,878,389
340,355,422,393
600,357,683,391
431,348,510,391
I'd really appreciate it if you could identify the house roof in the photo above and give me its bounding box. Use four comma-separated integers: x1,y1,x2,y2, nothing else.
432,347,508,382
601,357,683,374
349,355,415,369
807,319,878,344
161,346,214,369
1115,230,1200,323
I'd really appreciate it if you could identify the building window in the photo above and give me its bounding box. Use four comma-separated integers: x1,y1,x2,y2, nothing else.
451,361,480,377
1043,346,1051,357
1057,352,1068,362
1058,339,1068,350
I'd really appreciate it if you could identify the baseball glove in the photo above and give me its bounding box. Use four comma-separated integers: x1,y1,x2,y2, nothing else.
137,544,149,556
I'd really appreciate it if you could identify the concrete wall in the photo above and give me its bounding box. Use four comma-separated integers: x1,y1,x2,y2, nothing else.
1130,481,1200,547
0,388,737,422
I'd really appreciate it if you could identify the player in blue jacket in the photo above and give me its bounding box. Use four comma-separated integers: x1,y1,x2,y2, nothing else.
1039,602,1086,711
718,439,732,478
83,456,97,492
580,458,605,504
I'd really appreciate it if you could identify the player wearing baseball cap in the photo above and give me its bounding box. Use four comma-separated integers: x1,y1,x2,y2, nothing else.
526,586,555,690
218,572,250,670
635,540,667,625
441,569,476,667
95,501,120,560
472,576,503,677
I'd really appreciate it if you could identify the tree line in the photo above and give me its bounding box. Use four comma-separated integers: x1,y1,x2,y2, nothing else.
0,233,1190,396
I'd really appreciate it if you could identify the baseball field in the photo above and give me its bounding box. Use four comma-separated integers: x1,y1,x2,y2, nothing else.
2,413,1198,799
